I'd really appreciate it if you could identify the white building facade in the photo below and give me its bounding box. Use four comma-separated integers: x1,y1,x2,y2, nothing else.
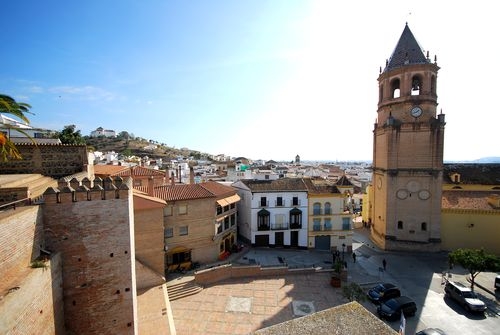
232,179,309,249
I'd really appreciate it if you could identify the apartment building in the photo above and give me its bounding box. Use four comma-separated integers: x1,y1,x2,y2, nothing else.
303,179,353,252
232,178,309,248
152,181,240,273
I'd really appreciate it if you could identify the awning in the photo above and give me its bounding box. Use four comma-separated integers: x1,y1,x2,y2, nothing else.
217,194,241,207
167,246,190,255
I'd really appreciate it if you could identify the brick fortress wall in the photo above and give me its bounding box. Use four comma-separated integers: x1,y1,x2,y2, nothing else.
43,176,138,335
0,206,65,334
0,144,88,179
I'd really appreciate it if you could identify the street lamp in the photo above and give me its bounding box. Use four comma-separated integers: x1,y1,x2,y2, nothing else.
342,243,346,261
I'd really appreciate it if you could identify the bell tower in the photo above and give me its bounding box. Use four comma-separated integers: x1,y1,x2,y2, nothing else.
371,24,445,251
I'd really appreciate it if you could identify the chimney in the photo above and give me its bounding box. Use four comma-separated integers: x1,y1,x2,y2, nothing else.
178,166,182,183
147,176,154,196
190,167,194,184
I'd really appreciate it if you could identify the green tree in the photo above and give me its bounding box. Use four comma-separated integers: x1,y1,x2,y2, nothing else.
0,94,33,161
57,125,86,145
448,248,500,291
341,282,366,302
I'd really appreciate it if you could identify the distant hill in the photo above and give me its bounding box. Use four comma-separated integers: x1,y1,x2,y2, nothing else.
472,157,500,163
83,135,212,161
445,157,500,164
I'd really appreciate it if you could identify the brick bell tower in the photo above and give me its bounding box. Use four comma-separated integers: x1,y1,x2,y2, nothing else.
371,24,445,251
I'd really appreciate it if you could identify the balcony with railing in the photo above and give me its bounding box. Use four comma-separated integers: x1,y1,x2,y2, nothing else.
271,222,289,230
257,224,270,231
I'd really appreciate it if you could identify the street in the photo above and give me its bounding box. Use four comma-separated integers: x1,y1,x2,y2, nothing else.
352,229,500,334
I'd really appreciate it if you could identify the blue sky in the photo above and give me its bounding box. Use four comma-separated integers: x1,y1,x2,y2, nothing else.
2,1,499,162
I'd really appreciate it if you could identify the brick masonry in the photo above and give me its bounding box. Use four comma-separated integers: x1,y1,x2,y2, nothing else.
43,178,138,335
0,206,64,335
0,144,88,179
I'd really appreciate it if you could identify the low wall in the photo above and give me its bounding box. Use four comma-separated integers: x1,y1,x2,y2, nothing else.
194,264,319,286
0,253,64,335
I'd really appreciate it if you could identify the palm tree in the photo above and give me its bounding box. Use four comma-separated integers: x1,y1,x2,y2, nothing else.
0,94,33,161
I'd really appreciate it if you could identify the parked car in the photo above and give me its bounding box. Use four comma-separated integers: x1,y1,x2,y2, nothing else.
377,296,417,321
416,328,447,335
444,280,486,313
367,283,401,304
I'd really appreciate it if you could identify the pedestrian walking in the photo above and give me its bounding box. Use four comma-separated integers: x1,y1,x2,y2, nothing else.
352,252,356,263
382,258,387,271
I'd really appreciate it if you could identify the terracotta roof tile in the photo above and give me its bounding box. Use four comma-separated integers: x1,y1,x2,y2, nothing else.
94,165,130,176
442,190,500,210
241,178,308,192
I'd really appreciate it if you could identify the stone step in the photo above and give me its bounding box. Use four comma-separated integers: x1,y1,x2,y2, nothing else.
167,280,203,301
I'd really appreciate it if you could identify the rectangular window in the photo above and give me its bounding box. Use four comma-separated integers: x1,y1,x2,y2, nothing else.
178,205,188,215
260,197,267,207
342,218,351,230
217,223,222,234
313,218,321,231
163,206,173,217
179,226,188,236
324,218,332,230
224,216,230,230
276,197,283,206
230,203,235,209
292,197,299,206
164,227,173,238
217,205,222,215
231,213,236,226
224,205,229,212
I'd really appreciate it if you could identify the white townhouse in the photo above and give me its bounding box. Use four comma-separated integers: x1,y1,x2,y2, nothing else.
232,178,309,248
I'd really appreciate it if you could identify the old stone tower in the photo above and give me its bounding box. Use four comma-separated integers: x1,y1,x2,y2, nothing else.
371,24,445,251
43,176,138,334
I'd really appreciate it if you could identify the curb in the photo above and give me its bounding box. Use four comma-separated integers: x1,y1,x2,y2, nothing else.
466,275,496,296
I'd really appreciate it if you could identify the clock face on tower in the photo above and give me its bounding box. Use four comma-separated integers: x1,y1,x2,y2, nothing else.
410,106,423,118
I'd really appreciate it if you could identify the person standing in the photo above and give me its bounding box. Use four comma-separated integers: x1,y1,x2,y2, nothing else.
352,252,357,263
382,258,387,271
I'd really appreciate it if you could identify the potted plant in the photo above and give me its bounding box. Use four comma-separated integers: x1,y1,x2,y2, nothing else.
330,260,343,287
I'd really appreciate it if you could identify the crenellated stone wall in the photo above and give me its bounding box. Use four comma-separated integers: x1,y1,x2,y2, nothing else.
43,176,138,335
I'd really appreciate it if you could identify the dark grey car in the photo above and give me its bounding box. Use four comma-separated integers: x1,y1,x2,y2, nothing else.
367,283,401,304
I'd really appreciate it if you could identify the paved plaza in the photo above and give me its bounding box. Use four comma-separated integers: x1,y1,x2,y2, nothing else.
167,228,499,334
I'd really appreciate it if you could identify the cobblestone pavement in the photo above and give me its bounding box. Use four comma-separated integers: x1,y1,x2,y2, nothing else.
170,272,356,335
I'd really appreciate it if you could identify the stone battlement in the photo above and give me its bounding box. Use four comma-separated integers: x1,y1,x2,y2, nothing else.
44,176,131,203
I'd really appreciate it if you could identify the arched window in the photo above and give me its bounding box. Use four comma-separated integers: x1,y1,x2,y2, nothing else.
313,202,321,215
391,78,400,98
324,202,331,215
411,75,423,96
421,222,427,231
257,209,270,230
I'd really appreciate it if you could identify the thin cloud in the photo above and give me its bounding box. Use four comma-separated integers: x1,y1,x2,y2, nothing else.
48,85,116,101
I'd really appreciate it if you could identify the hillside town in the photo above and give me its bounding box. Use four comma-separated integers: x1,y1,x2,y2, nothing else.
1,24,500,335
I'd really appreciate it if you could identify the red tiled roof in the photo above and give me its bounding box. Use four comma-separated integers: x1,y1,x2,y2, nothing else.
145,181,238,202
94,165,130,176
200,181,237,197
94,165,167,178
442,190,500,210
152,184,215,201
241,178,308,192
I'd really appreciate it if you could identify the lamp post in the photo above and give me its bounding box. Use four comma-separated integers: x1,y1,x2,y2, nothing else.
342,243,346,261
